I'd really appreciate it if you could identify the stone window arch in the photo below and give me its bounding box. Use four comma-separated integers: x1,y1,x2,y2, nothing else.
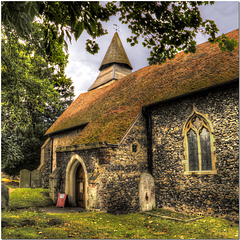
183,110,217,175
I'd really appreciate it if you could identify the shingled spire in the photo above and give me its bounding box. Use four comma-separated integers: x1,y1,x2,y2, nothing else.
88,32,133,91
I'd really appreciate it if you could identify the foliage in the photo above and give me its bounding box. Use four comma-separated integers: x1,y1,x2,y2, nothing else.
9,188,53,209
1,22,74,176
1,1,116,58
1,1,237,65
218,33,238,53
1,131,24,177
2,209,239,239
118,1,237,64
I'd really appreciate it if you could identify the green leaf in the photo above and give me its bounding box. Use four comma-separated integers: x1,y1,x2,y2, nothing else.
58,31,64,45
74,22,84,40
65,30,72,44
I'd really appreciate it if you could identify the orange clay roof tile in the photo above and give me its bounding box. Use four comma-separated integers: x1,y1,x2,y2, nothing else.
45,29,239,145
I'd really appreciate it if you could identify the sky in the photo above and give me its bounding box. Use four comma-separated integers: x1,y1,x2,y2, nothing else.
65,1,239,99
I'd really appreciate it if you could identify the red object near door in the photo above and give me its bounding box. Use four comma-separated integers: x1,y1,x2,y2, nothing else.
56,193,68,208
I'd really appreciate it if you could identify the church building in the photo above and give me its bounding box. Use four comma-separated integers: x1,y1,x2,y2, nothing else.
38,29,239,218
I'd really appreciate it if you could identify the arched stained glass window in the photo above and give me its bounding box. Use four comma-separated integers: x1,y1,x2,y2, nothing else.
187,129,199,171
184,112,215,174
200,128,212,170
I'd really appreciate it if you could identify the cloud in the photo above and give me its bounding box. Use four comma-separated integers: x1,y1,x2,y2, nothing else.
199,2,238,35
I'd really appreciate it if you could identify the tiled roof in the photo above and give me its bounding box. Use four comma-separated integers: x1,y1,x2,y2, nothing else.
99,32,133,71
45,29,239,145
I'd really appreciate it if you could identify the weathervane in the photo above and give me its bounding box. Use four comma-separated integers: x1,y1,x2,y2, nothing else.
113,24,120,32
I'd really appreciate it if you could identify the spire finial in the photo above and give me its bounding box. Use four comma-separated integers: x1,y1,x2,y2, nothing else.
113,24,120,33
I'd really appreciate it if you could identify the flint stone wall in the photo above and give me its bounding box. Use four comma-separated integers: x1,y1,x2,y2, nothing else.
51,129,83,172
49,167,62,203
55,114,149,213
150,81,239,217
38,138,52,188
39,80,238,218
38,128,84,188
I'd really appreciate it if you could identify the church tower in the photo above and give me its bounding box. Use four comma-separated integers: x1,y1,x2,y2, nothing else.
88,32,133,91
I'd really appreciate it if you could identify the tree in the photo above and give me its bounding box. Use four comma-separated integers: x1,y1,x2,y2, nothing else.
118,1,237,64
1,23,74,176
1,1,237,65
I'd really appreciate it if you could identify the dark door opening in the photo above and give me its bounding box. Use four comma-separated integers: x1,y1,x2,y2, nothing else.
76,164,85,207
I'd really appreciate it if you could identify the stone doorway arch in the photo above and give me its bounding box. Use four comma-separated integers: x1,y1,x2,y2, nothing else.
65,154,88,209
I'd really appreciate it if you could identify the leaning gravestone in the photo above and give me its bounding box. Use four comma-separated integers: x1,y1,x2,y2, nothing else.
31,169,42,188
139,173,156,211
20,169,31,188
1,181,9,209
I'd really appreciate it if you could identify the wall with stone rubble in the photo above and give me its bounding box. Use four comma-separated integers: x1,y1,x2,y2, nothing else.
99,114,149,213
38,138,52,188
51,129,83,172
150,81,239,218
40,80,238,219
54,114,149,213
38,128,83,188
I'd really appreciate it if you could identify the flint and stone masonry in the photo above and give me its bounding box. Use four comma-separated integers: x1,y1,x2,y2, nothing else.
36,30,239,220
50,114,149,213
38,81,238,217
150,81,239,217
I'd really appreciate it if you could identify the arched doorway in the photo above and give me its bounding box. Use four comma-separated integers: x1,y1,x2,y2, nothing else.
65,154,88,208
76,164,85,207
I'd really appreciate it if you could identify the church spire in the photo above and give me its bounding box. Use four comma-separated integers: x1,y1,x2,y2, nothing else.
88,32,133,91
99,32,132,71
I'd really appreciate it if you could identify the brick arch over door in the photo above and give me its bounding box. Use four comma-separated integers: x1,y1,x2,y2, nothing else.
65,154,88,208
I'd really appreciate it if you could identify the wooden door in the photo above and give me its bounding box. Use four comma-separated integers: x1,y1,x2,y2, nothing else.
76,165,85,207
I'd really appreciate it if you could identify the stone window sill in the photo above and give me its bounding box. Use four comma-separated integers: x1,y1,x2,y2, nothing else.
184,170,217,175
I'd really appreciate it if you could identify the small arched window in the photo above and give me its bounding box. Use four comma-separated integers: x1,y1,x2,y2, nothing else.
183,111,216,174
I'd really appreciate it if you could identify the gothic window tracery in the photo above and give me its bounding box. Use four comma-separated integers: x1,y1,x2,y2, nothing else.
183,111,216,174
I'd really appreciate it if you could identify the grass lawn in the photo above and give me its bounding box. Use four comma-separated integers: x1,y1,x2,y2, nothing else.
2,210,239,239
1,188,239,239
9,188,53,209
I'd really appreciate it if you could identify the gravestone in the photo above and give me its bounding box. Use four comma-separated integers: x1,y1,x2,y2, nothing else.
31,169,42,188
20,169,31,188
139,173,156,211
1,181,9,209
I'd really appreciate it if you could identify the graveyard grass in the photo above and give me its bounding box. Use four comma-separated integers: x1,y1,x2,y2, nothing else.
1,188,239,239
9,188,53,209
